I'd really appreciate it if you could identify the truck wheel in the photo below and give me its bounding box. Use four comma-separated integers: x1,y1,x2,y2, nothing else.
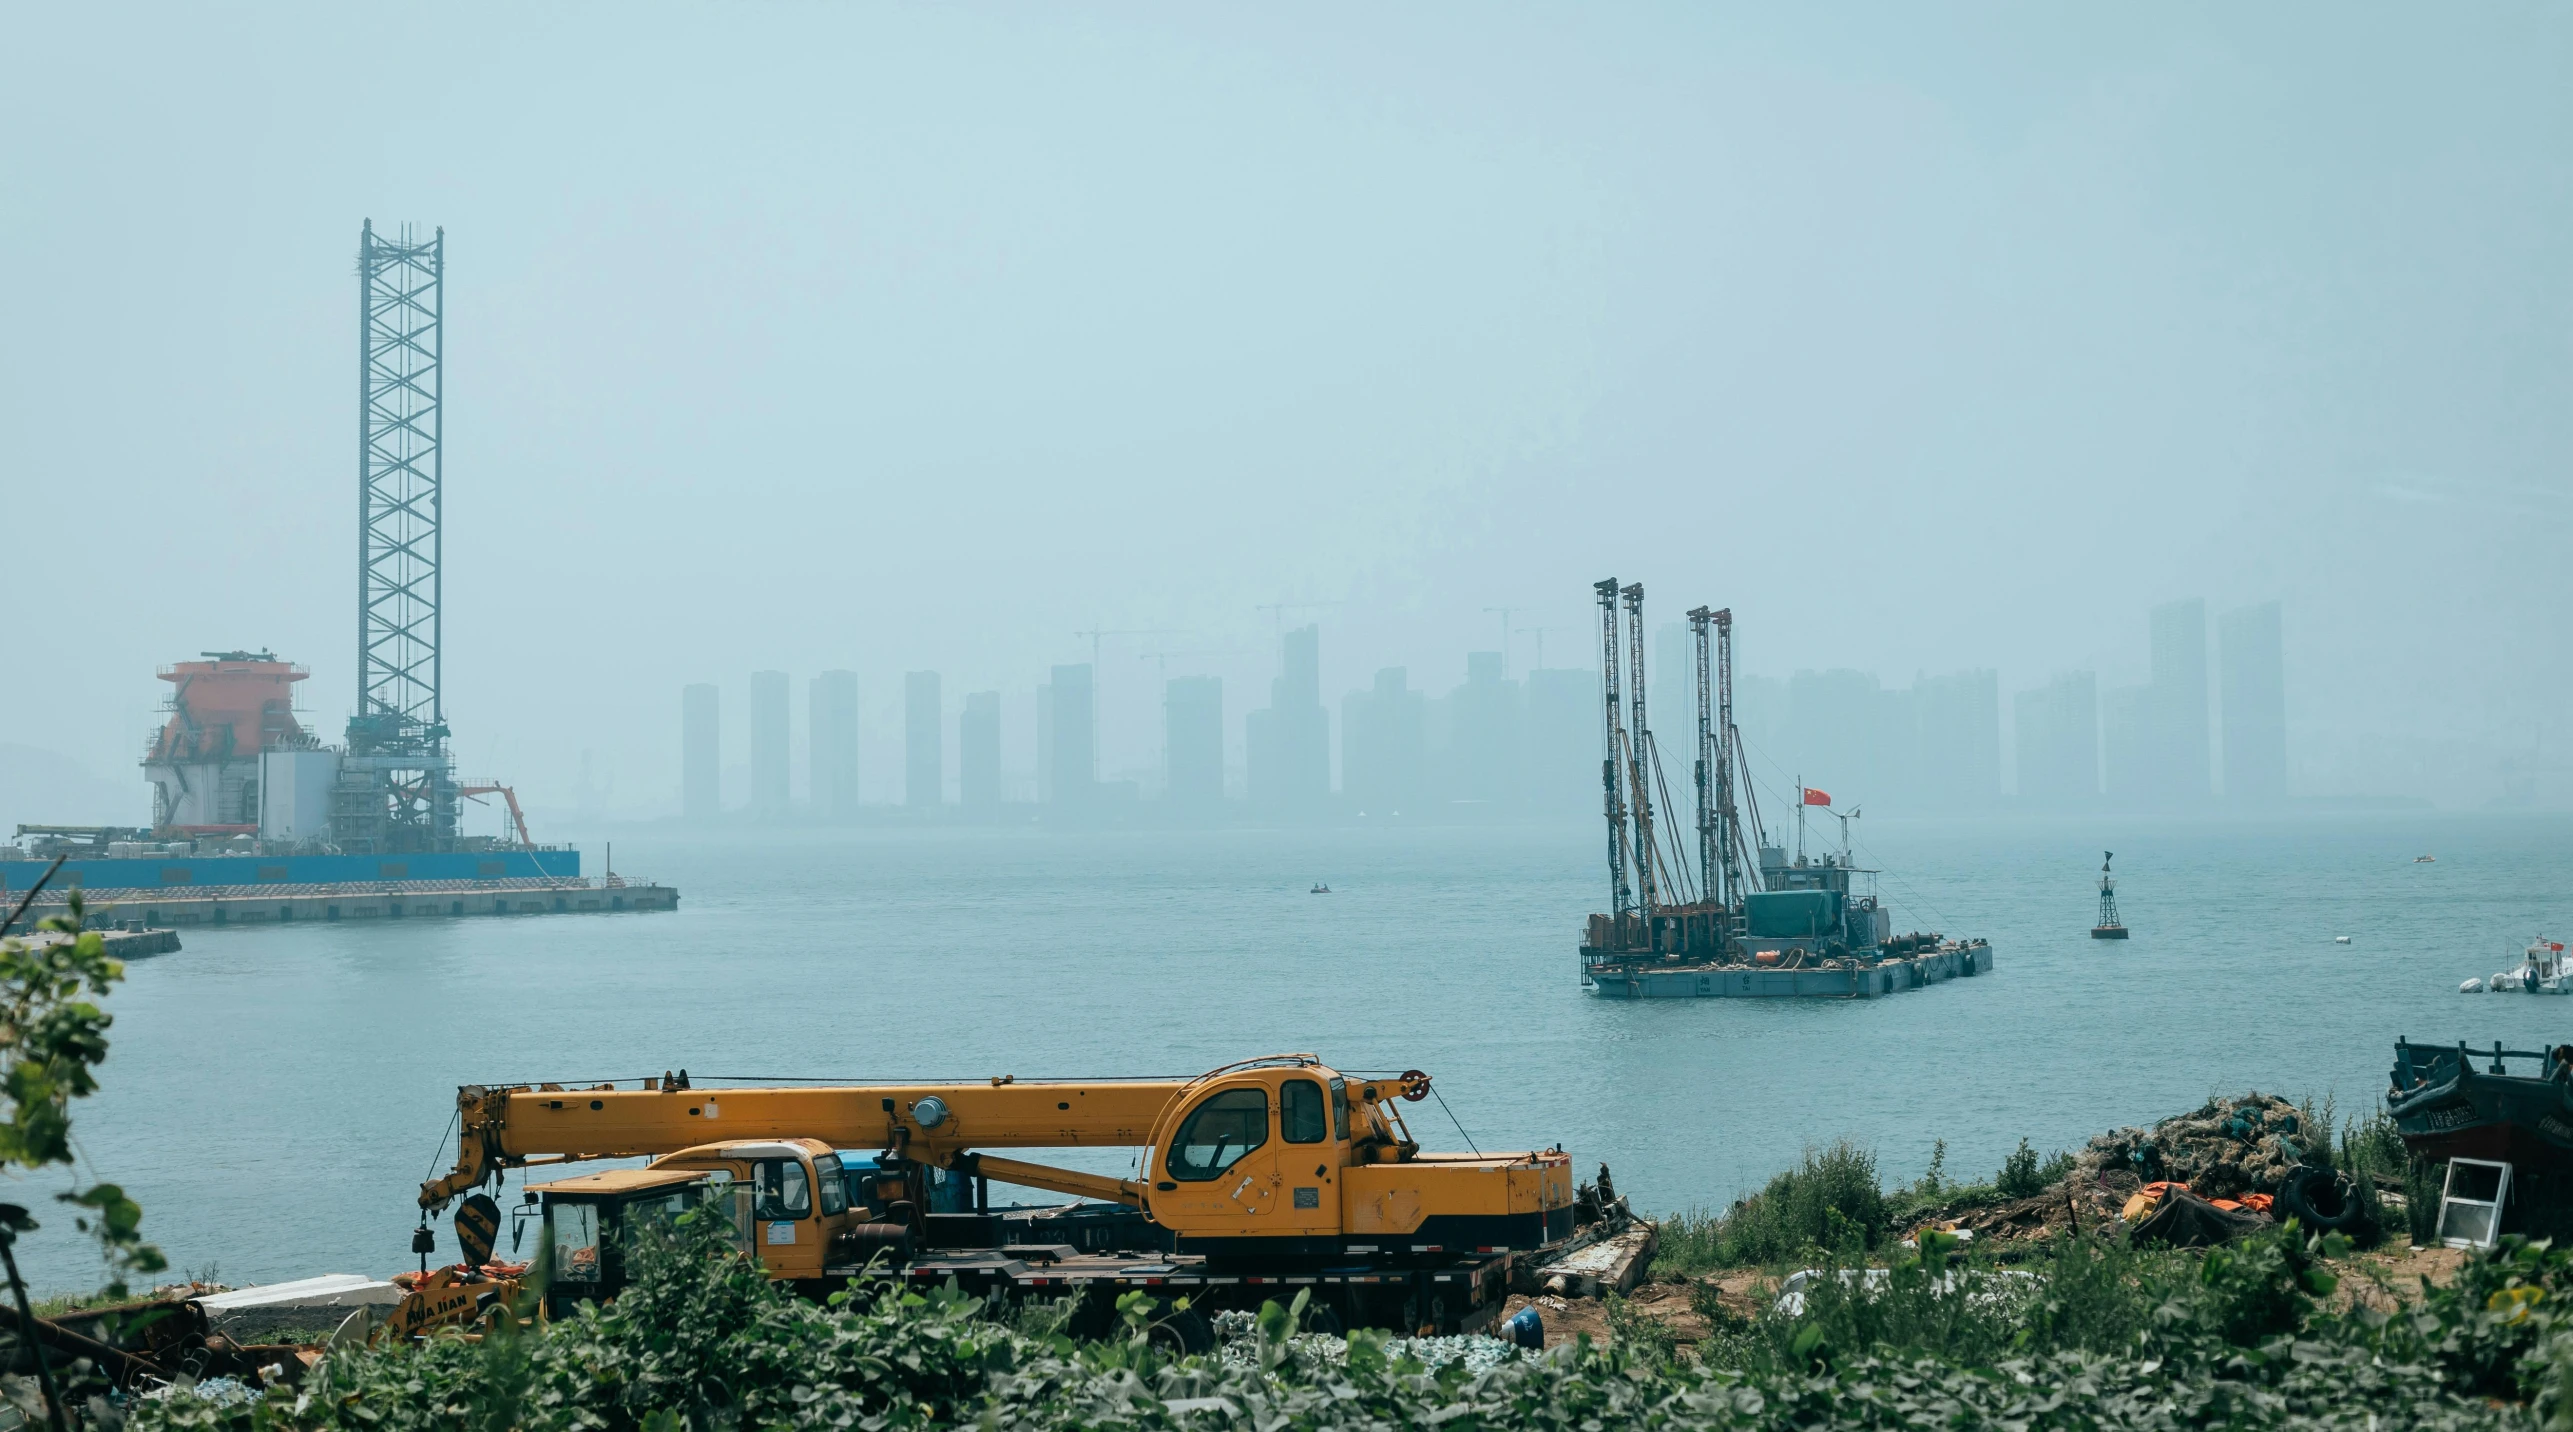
1147,1304,1215,1356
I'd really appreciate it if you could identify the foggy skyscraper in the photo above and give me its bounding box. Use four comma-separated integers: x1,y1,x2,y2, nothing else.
905,670,942,807
1341,668,1424,814
1441,652,1520,807
1521,667,1597,816
2102,684,2152,804
1787,669,1883,798
1912,670,2001,810
2013,672,2099,805
959,691,1001,808
810,670,859,821
2149,599,2211,802
1164,676,1224,807
681,683,720,822
2221,601,2288,802
749,670,789,818
1247,625,1329,810
1045,664,1095,806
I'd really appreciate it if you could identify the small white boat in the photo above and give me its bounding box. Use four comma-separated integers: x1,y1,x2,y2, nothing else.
2334,935,2353,945
2461,977,2486,994
2487,936,2572,995
2415,854,2437,863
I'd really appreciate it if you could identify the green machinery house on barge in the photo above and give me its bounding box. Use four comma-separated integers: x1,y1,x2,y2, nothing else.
1572,579,1993,1000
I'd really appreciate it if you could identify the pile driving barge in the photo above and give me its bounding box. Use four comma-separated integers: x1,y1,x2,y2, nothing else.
1572,582,1993,1000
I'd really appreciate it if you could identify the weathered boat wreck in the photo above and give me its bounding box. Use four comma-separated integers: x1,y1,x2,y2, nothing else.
2389,1037,2573,1246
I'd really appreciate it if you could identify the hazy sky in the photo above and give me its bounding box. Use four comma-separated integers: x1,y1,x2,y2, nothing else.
6,4,2568,817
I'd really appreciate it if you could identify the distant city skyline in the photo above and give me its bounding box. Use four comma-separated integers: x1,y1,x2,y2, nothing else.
665,593,2300,823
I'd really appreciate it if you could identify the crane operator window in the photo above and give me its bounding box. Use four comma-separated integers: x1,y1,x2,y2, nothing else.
813,1155,849,1217
753,1159,811,1220
1281,1078,1329,1143
1166,1088,1269,1181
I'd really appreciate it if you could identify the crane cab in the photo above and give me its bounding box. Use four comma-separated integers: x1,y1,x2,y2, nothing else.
1141,1057,1575,1262
644,1137,870,1283
531,1166,746,1318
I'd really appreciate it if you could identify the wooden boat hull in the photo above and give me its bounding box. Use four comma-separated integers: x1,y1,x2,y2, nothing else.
2388,1041,2573,1168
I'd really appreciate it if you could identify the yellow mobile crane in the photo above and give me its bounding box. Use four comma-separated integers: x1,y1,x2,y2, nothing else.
417,1055,1576,1337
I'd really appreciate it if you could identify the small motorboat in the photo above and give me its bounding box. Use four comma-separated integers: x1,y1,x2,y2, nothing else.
2487,937,2571,995
2415,854,2437,863
2335,935,2353,945
2461,977,2487,993
1310,883,1332,894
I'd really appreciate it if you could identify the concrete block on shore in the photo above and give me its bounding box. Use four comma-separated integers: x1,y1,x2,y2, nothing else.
1528,1221,1658,1298
198,1274,402,1341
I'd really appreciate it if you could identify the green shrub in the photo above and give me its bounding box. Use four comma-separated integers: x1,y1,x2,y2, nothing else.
1994,1137,2077,1200
1603,1290,1678,1368
1703,1232,2031,1375
1653,1206,1727,1277
1707,1140,1889,1265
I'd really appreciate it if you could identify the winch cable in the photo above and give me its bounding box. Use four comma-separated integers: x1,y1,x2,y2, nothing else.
420,1104,462,1192
1732,731,1963,935
1848,831,1965,935
1428,1086,1480,1156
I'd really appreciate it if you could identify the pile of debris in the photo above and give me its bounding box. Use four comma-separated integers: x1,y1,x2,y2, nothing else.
1,1286,322,1398
2072,1093,2312,1200
1515,1164,1658,1298
1898,1094,2333,1249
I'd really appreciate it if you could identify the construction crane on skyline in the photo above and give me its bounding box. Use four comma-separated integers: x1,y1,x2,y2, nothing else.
1254,600,1343,633
1514,624,1570,672
1072,628,1181,668
1481,607,1519,676
1136,647,1245,679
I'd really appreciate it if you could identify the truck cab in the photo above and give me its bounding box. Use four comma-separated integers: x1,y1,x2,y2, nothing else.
643,1137,872,1284
532,1166,746,1318
1141,1057,1575,1262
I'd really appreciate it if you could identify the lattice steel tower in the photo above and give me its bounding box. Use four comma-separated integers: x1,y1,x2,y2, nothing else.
336,221,458,852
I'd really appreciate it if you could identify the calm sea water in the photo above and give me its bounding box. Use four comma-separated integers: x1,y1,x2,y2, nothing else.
20,811,2571,1291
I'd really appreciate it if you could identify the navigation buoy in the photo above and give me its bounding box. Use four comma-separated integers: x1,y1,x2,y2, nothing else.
2091,851,2129,940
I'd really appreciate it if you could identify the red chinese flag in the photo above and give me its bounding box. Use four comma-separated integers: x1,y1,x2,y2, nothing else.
1803,787,1831,807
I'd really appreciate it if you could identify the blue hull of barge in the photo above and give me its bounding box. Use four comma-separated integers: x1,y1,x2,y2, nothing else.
1,850,579,894
1584,942,1995,999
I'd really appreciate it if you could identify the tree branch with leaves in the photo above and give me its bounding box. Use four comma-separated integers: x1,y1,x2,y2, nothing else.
0,888,164,1297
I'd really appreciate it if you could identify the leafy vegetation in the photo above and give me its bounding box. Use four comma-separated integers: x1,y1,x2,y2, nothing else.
1669,1134,2081,1278
1993,1137,2073,1201
0,890,165,1294
1661,1141,1892,1273
122,1202,2573,1432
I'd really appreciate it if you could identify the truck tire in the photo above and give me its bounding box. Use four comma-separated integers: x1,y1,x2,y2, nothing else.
1147,1304,1215,1356
2279,1167,2362,1233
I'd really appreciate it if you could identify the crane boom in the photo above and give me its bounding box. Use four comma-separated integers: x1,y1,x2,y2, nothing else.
427,1075,1190,1209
